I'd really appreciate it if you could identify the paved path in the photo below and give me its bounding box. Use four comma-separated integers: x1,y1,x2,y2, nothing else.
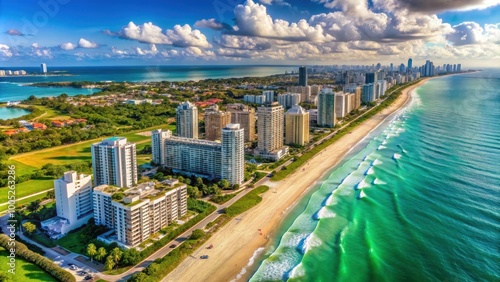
0,188,53,207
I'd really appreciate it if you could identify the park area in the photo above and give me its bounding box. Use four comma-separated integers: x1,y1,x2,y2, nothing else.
0,124,174,213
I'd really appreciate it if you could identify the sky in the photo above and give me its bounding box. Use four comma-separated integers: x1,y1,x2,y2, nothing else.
0,0,499,67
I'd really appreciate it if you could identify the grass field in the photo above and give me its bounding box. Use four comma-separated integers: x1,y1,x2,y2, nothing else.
0,193,50,214
0,247,57,281
0,179,53,203
9,125,171,169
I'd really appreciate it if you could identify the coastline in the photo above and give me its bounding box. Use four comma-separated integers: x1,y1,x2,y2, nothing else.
164,78,432,282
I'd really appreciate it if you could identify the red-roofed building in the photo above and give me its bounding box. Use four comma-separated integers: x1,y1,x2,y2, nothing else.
18,127,30,133
3,129,18,136
52,121,64,127
33,123,47,130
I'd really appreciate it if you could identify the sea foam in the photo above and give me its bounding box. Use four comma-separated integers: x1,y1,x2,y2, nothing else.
314,207,336,220
393,153,402,160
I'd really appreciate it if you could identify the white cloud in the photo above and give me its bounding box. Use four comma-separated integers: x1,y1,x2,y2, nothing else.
78,38,98,48
117,22,211,48
0,44,12,57
231,0,333,42
194,19,225,30
135,44,158,56
60,42,77,50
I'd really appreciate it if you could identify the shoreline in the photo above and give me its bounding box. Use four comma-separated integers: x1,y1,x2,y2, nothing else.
164,78,432,282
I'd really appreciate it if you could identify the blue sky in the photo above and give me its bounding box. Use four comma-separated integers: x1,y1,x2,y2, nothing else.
0,0,499,67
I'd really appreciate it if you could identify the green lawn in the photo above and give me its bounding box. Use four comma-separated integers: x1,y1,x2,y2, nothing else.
10,124,171,169
0,193,49,214
56,230,84,254
4,160,38,175
0,247,57,282
0,179,53,201
225,186,269,217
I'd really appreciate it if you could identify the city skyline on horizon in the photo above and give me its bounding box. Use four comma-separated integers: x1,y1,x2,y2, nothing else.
0,0,499,67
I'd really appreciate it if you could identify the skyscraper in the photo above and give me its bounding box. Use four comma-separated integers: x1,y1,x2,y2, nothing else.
43,171,93,235
277,93,301,109
257,102,288,161
91,137,137,188
221,124,245,185
285,105,309,146
204,105,231,141
40,63,47,74
176,101,198,139
227,103,256,142
365,72,375,84
152,129,172,165
299,66,308,86
318,88,336,128
407,58,413,70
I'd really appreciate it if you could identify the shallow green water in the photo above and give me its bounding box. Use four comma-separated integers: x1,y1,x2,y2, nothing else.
249,70,500,282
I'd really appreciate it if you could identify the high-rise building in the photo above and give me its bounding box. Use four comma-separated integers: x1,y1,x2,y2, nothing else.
256,102,288,161
204,105,231,141
40,63,47,74
285,105,309,146
399,63,405,73
457,64,462,72
262,90,275,102
93,181,187,247
365,72,375,84
335,93,347,118
318,88,336,128
91,137,137,188
287,86,311,102
152,128,245,185
299,66,308,86
227,103,256,142
152,129,172,165
243,95,266,104
362,83,376,103
221,124,245,185
407,58,413,70
277,93,301,109
343,84,362,110
176,101,198,139
41,171,93,237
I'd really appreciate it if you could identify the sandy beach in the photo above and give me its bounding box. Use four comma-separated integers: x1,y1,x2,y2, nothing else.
163,78,430,282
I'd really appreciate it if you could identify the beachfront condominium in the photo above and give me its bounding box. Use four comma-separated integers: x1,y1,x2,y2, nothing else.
277,93,301,109
221,124,245,185
91,137,137,188
256,102,289,161
299,66,308,86
285,105,309,146
318,88,336,128
151,126,245,185
40,63,47,74
227,103,256,142
93,180,187,247
362,84,376,103
176,101,198,139
204,105,232,141
41,171,93,238
343,84,362,109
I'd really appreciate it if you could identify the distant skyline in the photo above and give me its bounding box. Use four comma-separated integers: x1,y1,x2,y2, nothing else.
0,0,499,67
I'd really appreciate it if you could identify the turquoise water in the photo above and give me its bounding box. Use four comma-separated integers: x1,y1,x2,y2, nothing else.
0,65,293,102
249,71,500,282
0,107,30,120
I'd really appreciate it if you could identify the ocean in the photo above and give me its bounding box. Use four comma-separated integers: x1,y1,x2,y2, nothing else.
249,70,500,282
0,65,294,102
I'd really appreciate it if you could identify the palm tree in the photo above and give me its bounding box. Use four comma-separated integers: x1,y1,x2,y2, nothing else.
110,247,123,266
86,243,97,263
96,247,107,262
104,255,115,271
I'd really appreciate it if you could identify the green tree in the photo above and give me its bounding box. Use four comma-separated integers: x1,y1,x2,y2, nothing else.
104,255,115,271
110,247,123,266
22,222,36,236
46,190,55,199
27,199,41,213
96,247,107,262
218,179,230,190
190,229,204,240
87,243,97,262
